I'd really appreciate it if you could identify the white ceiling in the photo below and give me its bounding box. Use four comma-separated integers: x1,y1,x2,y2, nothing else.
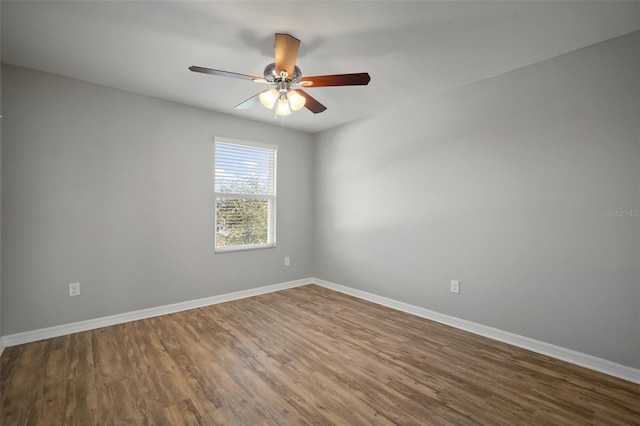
2,1,639,133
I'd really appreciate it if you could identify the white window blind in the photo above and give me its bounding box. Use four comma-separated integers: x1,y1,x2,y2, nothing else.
214,138,277,252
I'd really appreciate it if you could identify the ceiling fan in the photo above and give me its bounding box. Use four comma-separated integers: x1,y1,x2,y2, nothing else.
189,33,371,116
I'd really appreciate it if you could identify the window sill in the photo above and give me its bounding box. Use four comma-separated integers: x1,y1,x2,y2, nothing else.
215,244,276,254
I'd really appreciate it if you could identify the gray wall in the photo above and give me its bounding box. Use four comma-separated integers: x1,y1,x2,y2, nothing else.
313,32,640,368
1,65,314,335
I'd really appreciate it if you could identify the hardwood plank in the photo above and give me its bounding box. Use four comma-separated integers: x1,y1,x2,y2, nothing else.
1,284,639,425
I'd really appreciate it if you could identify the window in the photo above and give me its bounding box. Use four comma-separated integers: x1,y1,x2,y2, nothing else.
214,137,277,252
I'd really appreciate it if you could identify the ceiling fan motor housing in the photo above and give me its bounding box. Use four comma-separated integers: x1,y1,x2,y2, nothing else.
263,62,302,83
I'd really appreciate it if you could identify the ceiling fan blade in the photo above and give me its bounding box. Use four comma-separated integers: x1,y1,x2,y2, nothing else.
296,89,327,114
300,73,371,87
274,33,300,78
234,92,263,109
189,66,267,83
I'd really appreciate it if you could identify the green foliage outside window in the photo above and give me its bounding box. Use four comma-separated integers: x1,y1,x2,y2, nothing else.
216,180,270,247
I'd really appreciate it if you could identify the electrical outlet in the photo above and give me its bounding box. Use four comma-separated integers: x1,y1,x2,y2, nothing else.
450,280,460,294
69,282,80,297
284,257,291,266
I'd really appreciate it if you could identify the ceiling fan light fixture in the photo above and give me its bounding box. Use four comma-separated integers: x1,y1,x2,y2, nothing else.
259,88,279,109
276,94,292,116
287,90,306,111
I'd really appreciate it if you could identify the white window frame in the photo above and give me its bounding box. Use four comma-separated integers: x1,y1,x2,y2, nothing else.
214,137,277,253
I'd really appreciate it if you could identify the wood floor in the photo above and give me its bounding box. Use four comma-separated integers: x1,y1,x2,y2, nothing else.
1,285,639,425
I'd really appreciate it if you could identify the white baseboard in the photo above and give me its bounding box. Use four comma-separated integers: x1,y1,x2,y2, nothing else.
2,277,638,384
312,278,640,385
2,278,312,347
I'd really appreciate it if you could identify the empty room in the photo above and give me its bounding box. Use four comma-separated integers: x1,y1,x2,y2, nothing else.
1,1,639,424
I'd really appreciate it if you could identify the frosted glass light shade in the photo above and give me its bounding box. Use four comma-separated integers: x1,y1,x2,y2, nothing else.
259,89,278,109
276,97,291,116
287,90,306,111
